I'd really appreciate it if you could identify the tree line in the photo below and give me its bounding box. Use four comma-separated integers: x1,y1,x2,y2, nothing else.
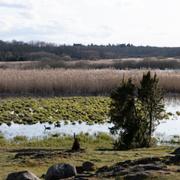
1,40,180,61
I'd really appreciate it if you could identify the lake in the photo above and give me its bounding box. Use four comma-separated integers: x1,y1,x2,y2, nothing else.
0,97,179,142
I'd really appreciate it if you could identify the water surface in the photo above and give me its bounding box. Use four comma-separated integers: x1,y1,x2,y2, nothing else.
0,98,179,141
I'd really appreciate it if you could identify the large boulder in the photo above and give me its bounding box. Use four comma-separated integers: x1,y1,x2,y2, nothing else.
45,163,77,180
6,171,40,180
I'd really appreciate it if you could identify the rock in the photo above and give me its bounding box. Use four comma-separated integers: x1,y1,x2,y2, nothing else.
96,166,109,174
131,163,167,172
82,161,96,171
96,165,125,177
6,171,40,180
96,157,168,179
45,163,77,180
116,157,162,167
130,165,145,173
124,172,150,180
171,147,180,155
131,157,162,165
97,165,109,172
76,166,84,174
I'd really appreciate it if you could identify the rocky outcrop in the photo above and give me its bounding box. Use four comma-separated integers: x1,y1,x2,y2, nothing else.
7,147,180,179
45,163,77,180
96,157,169,178
124,172,149,180
6,171,40,180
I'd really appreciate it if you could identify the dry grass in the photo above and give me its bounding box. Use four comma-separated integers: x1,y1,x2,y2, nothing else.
1,57,180,70
0,69,179,96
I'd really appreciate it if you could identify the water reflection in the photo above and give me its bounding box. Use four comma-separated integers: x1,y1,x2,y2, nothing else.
0,121,113,139
0,98,179,140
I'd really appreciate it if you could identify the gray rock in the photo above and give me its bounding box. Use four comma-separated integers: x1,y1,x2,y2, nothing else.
124,172,149,180
45,163,77,180
131,163,166,171
131,157,162,165
116,157,162,167
96,166,109,173
6,171,40,180
82,161,96,171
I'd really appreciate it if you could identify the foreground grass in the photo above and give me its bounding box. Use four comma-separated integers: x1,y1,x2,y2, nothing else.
0,97,110,125
0,133,178,179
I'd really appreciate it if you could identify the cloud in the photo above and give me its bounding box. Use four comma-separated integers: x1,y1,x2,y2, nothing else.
0,0,180,46
0,2,27,9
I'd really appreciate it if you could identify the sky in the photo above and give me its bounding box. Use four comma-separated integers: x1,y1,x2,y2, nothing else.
0,0,180,47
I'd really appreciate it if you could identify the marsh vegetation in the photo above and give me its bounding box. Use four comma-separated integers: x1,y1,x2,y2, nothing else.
0,69,179,96
0,56,180,179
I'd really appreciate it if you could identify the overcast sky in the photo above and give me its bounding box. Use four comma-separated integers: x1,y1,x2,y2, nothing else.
0,0,180,46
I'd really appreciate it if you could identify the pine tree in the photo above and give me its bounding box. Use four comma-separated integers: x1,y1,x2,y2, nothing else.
138,71,164,146
109,71,165,149
109,79,139,149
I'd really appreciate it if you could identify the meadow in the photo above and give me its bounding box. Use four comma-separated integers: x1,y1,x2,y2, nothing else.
0,133,179,179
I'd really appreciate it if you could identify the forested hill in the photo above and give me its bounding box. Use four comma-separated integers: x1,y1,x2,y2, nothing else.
1,40,180,61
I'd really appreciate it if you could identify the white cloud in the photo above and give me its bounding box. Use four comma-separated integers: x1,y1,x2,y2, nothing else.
0,0,180,46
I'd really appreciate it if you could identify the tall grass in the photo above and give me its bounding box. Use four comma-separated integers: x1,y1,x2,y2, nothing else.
0,133,113,149
0,69,179,96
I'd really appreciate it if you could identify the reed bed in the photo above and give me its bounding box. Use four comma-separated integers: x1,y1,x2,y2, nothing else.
0,69,179,96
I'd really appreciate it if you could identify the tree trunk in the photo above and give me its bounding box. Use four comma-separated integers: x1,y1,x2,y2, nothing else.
149,107,153,146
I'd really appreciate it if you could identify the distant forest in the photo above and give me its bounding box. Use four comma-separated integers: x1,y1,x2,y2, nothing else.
1,40,180,61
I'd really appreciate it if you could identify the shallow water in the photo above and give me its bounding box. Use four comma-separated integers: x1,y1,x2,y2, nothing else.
155,98,180,141
0,98,179,140
0,121,113,139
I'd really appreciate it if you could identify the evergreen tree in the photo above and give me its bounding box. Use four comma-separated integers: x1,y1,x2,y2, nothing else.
138,71,164,146
110,71,165,149
109,79,139,149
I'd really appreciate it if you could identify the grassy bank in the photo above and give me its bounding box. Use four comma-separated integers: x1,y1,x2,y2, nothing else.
0,69,180,96
0,133,177,179
0,132,113,149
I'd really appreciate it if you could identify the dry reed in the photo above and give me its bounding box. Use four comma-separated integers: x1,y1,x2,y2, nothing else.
0,69,179,96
